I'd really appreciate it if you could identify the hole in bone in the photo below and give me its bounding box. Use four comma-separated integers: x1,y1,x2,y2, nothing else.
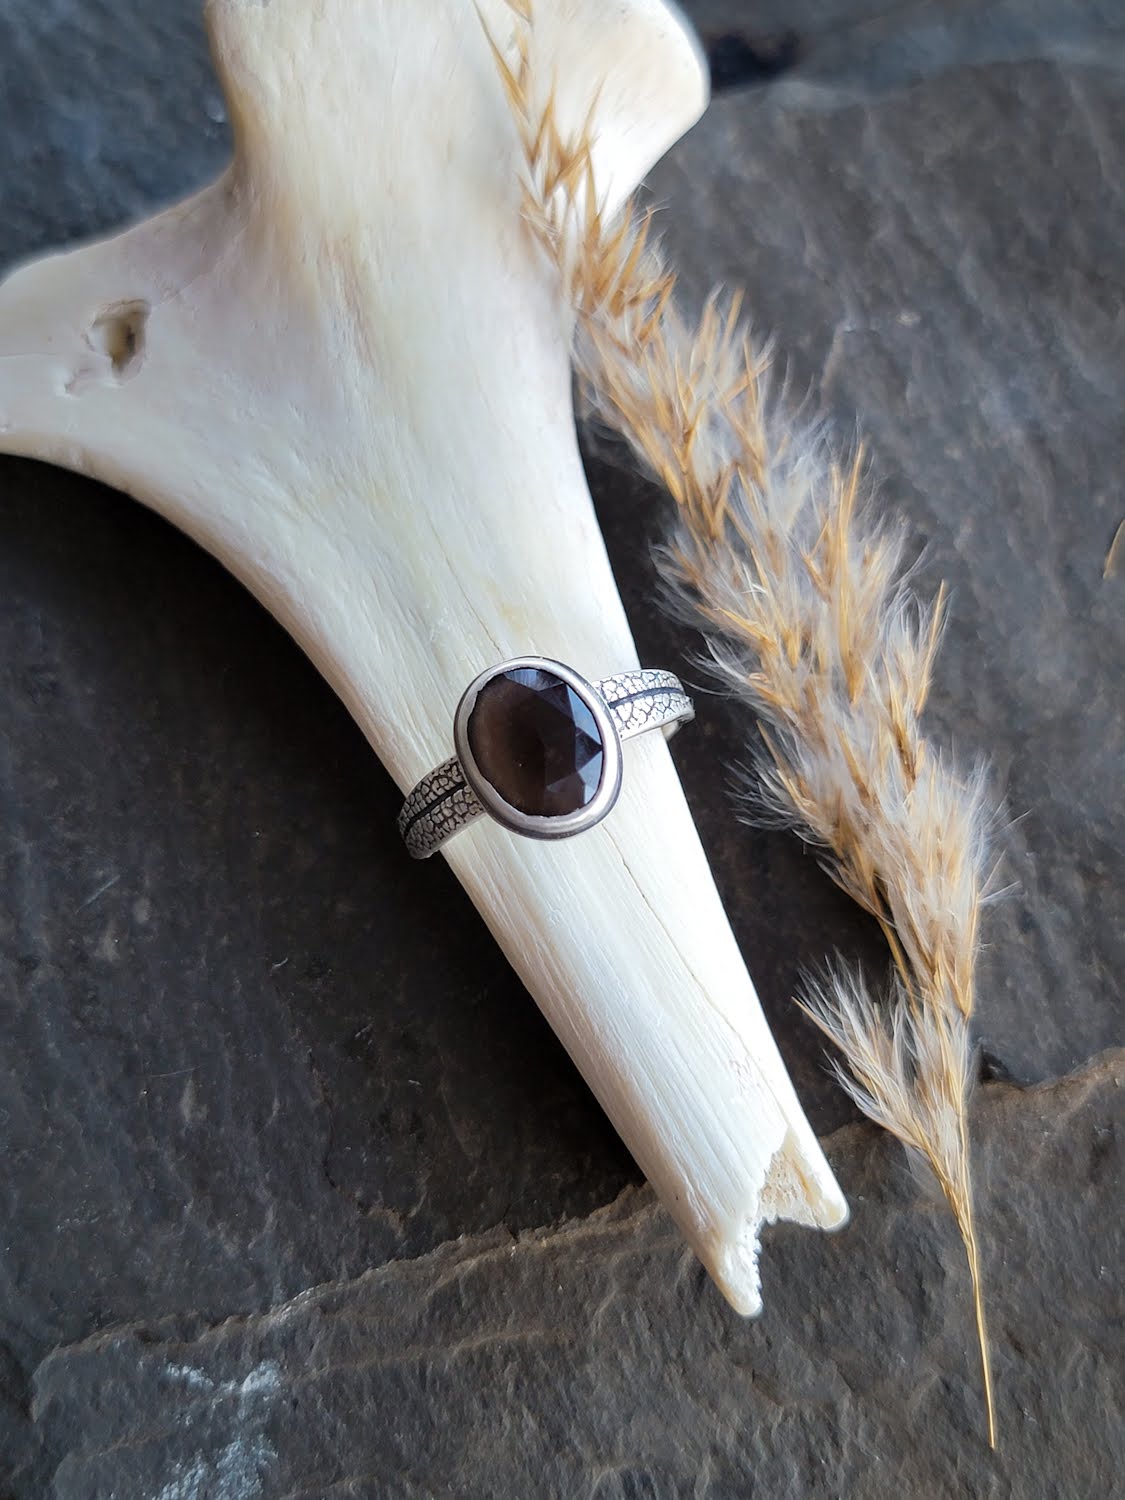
88,301,149,378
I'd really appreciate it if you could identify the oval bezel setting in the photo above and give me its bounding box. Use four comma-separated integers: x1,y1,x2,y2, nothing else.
453,656,624,840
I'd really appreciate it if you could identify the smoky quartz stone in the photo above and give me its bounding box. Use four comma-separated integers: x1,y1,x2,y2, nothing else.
400,659,693,857
466,666,605,817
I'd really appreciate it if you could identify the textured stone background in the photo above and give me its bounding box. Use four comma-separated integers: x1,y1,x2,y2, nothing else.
0,1,1121,1496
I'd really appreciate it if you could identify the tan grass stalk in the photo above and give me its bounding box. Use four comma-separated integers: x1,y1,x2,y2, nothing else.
488,1,999,1445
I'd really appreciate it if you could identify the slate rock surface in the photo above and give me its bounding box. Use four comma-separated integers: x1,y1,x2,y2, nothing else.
653,0,1125,1090
30,1058,1125,1499
0,0,1121,1496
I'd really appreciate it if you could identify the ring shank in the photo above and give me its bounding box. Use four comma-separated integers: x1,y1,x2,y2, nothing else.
595,668,693,742
398,668,693,859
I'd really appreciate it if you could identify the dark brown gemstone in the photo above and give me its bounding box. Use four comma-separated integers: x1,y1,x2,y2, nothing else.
467,667,605,817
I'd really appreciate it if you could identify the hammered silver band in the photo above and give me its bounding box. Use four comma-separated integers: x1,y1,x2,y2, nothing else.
399,663,693,860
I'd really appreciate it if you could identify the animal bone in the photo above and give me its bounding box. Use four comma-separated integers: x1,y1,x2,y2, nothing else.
0,0,846,1314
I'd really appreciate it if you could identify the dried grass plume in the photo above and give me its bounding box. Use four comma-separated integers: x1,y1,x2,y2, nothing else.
488,0,1000,1446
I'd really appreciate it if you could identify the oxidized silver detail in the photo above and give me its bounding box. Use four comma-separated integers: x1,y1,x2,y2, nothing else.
597,668,692,741
399,659,693,859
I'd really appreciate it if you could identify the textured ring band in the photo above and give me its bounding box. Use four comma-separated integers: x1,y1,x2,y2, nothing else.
398,657,694,859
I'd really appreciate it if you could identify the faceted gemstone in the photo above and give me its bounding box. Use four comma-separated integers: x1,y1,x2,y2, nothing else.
467,667,605,817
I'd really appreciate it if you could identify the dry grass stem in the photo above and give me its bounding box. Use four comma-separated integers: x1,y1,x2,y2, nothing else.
491,1,999,1445
1104,517,1125,579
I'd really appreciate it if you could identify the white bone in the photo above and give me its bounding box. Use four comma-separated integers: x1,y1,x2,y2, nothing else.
0,0,846,1314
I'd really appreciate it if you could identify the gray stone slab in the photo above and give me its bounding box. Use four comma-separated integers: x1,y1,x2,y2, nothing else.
30,1054,1125,1499
649,15,1125,1088
0,0,223,260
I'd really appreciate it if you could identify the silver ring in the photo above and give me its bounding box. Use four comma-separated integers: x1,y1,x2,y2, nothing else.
398,656,694,859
